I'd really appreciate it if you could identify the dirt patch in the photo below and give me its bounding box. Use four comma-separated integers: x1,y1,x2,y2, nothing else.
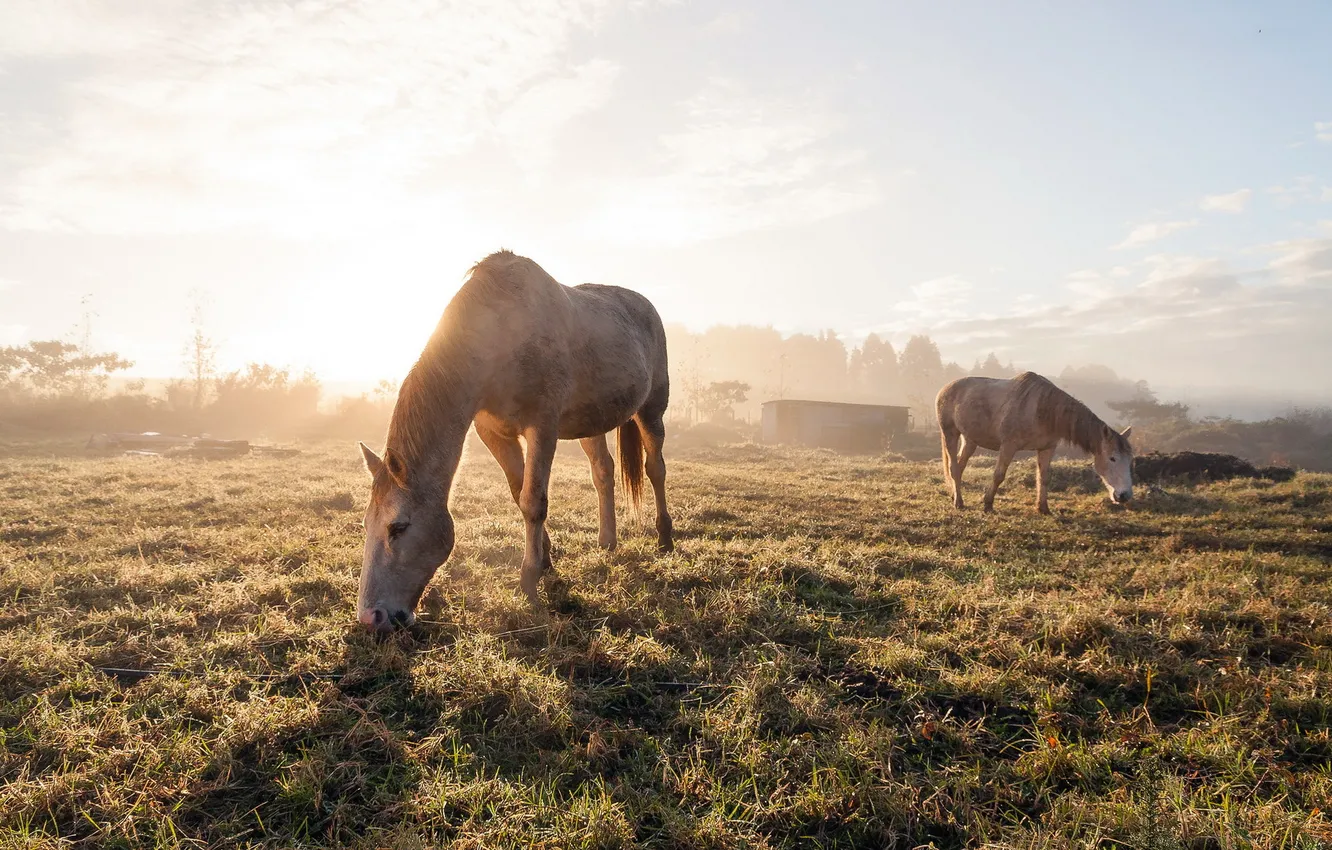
1134,451,1295,484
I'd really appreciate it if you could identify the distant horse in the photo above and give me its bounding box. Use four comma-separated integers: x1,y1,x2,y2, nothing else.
936,372,1133,514
356,250,674,632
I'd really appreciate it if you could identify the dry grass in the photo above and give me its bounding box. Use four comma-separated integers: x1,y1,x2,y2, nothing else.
1,440,1329,849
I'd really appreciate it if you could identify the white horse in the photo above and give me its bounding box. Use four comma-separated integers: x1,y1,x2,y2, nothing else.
356,251,674,631
936,371,1134,514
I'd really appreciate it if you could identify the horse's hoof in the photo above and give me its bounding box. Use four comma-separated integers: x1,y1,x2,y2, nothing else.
657,538,674,554
599,537,617,552
542,571,569,600
521,572,544,607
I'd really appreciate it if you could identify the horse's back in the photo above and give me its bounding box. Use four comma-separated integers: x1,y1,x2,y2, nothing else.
940,371,1076,451
566,283,667,369
569,283,666,337
937,376,1007,416
443,251,574,346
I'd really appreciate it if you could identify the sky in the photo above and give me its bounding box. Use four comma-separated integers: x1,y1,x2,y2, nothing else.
1,0,1330,405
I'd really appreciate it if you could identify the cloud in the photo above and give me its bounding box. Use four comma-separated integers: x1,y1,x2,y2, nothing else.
1317,121,1332,142
1268,176,1320,207
893,275,973,320
893,245,1332,392
1112,219,1198,250
0,1,170,57
583,77,879,245
703,11,753,35
0,0,635,237
0,277,17,292
1066,268,1110,298
495,58,621,180
1267,236,1332,283
1199,188,1251,214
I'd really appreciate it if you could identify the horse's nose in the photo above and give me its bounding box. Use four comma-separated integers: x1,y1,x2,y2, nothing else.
359,606,393,632
359,606,415,631
1117,489,1133,503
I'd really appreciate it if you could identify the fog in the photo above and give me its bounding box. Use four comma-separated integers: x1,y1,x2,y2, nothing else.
2,2,1330,417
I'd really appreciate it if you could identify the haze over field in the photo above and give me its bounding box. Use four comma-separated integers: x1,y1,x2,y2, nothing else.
2,1,1330,408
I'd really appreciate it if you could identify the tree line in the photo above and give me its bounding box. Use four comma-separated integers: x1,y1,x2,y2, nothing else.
3,318,1330,471
666,324,1151,427
0,338,341,437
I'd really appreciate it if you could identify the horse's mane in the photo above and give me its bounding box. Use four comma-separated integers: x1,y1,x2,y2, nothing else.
381,251,526,476
383,353,465,477
1007,372,1129,456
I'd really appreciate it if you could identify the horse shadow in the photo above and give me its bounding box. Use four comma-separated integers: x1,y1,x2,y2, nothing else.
297,553,931,837
174,519,1331,850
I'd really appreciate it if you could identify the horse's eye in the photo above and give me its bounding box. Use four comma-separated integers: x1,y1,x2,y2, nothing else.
387,521,409,539
1110,456,1118,463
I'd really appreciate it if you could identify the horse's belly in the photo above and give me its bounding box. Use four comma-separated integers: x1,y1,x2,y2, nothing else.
557,388,646,440
957,420,1001,451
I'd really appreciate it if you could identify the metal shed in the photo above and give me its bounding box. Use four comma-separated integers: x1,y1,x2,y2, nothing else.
760,399,912,452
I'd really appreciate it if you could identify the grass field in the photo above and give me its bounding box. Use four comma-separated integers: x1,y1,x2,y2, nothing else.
1,439,1330,849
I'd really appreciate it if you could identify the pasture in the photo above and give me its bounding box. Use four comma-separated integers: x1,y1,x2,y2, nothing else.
1,440,1330,849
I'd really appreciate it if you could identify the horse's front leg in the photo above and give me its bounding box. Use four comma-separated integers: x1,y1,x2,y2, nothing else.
983,445,1017,512
519,425,559,605
476,424,552,560
1036,448,1054,515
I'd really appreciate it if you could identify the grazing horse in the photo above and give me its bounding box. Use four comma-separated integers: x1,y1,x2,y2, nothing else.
936,371,1134,514
356,250,674,632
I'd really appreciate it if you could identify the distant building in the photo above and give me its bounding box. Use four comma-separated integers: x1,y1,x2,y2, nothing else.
760,399,912,452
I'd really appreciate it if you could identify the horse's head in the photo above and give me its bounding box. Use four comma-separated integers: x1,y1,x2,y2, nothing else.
356,441,455,633
1092,425,1134,504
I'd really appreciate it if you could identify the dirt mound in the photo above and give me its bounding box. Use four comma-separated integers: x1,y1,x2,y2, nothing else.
887,431,939,462
672,422,756,449
1133,451,1295,483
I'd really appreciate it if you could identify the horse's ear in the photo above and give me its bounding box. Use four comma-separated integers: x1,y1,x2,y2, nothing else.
382,447,409,489
359,441,383,478
1120,425,1133,439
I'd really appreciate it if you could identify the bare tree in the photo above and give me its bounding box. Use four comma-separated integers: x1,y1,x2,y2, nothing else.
183,289,218,409
70,293,98,398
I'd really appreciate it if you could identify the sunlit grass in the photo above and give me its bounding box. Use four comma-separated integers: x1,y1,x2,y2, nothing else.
1,441,1329,848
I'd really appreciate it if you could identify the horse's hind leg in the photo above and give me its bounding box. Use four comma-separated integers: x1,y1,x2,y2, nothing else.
983,444,1016,513
635,412,674,552
953,437,977,510
580,434,617,550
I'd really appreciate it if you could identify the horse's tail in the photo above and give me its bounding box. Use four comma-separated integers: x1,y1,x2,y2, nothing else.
936,386,958,478
618,419,645,511
939,426,956,479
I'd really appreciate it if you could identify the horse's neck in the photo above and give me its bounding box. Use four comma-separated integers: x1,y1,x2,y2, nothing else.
418,402,473,502
1059,399,1105,455
391,354,481,499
